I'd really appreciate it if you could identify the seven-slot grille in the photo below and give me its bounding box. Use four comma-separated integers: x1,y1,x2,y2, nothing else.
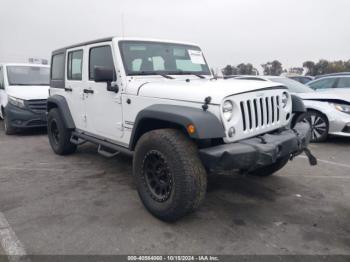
27,99,47,113
240,95,281,132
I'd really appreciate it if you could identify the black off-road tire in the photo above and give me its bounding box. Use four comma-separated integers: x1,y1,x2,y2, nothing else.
47,108,77,155
3,113,16,135
247,156,290,177
293,110,329,143
133,129,207,222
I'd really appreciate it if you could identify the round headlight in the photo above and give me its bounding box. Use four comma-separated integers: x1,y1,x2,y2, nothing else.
223,100,233,121
281,92,289,108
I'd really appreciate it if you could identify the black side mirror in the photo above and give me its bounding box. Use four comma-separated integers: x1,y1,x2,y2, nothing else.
94,66,119,93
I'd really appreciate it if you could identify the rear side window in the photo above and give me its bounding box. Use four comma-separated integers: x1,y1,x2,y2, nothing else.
309,78,336,89
336,77,350,88
67,50,83,80
51,54,65,80
0,67,4,89
89,46,115,80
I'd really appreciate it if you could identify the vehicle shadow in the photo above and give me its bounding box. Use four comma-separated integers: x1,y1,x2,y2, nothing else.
325,135,350,145
0,120,47,136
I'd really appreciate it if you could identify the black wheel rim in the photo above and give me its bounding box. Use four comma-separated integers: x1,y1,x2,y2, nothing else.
302,114,327,141
50,120,60,145
142,150,173,202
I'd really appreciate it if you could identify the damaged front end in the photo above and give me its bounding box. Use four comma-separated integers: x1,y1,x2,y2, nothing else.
199,122,317,172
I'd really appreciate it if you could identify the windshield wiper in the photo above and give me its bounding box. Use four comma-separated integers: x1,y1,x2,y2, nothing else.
170,71,206,79
156,73,174,79
192,74,206,79
132,71,174,79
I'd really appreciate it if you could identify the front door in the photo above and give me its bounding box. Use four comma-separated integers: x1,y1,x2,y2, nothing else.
83,43,124,143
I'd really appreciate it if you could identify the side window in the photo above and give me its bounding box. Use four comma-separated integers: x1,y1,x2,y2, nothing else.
89,46,115,80
0,67,4,89
309,78,336,89
51,54,65,80
67,50,83,80
336,77,350,88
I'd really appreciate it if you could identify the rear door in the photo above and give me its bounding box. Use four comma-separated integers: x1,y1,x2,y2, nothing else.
65,48,86,130
335,77,350,89
0,66,5,117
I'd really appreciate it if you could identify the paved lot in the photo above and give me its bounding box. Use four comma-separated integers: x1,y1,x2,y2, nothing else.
0,120,349,255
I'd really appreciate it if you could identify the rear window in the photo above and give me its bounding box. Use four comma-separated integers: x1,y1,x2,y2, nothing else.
67,50,83,80
51,54,65,80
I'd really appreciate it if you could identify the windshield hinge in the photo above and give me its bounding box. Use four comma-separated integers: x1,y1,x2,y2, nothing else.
202,96,212,111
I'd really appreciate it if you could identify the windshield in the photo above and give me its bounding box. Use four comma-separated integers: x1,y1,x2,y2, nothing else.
7,66,50,86
119,41,211,76
269,77,314,93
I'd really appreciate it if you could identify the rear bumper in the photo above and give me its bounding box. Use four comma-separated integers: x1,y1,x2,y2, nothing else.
4,103,47,128
199,122,311,171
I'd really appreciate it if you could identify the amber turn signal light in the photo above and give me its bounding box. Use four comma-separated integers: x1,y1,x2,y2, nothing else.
187,124,196,135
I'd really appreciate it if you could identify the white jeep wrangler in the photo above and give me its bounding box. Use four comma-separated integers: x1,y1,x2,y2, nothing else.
47,37,314,221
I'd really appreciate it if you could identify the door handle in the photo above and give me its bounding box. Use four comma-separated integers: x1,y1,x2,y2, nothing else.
64,87,73,92
83,89,94,94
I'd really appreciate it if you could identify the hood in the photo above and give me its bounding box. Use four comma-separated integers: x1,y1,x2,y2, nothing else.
132,78,282,104
6,85,50,100
297,91,350,103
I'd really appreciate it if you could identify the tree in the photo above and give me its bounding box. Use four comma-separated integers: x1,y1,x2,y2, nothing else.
222,63,258,76
222,65,233,76
303,59,350,76
261,60,283,76
288,67,304,75
303,61,316,76
237,63,258,75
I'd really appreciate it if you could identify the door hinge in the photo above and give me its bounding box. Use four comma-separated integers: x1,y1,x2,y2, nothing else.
116,122,123,131
115,96,122,104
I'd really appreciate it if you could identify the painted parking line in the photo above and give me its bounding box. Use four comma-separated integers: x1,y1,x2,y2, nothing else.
298,155,350,170
0,212,30,262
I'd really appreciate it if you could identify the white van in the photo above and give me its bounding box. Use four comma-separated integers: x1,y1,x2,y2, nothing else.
0,63,50,134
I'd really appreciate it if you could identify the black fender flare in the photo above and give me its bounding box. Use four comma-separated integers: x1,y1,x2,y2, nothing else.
291,94,306,113
129,104,225,150
47,95,75,129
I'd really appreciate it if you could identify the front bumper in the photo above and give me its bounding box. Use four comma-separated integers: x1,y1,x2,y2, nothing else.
199,122,311,171
4,103,47,128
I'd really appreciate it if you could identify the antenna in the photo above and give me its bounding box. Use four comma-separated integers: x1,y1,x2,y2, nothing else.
121,13,125,38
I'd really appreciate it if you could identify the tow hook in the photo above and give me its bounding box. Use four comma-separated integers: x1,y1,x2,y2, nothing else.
290,147,317,166
303,148,317,166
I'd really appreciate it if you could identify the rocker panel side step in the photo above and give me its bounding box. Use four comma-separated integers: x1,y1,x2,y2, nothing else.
71,131,133,156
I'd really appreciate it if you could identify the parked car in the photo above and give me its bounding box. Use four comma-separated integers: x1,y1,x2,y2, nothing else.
307,75,350,93
236,76,350,142
314,72,350,80
46,37,313,221
288,75,314,84
0,63,50,134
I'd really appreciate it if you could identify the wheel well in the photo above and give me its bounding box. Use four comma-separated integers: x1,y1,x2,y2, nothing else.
47,101,58,112
131,118,188,150
306,108,329,125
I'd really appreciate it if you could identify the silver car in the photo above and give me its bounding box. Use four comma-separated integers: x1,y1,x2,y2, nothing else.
235,76,350,142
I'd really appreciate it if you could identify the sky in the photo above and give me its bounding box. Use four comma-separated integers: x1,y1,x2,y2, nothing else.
0,0,349,73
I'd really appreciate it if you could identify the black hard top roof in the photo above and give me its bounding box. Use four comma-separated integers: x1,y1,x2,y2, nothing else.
52,37,113,55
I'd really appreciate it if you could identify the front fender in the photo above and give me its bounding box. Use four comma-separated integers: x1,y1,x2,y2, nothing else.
47,95,75,129
129,104,225,149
